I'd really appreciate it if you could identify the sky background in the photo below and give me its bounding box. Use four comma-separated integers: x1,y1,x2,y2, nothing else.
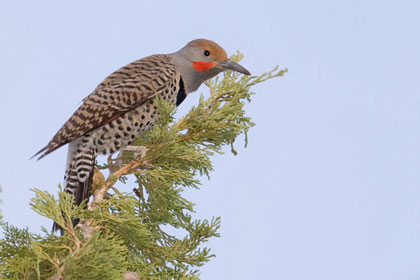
1,0,420,279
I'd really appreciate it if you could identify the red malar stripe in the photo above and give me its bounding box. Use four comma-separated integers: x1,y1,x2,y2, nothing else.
193,61,215,72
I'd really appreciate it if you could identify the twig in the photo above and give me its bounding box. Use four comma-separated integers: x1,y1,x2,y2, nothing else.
89,158,151,208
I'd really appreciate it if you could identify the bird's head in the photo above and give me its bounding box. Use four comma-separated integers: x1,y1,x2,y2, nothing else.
170,39,251,93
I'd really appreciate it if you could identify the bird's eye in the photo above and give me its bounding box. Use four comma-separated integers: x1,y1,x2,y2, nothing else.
203,50,210,56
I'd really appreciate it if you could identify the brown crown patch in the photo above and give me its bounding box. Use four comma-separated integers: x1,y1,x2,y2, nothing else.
187,39,228,61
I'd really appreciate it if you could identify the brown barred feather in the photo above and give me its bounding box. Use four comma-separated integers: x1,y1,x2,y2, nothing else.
32,54,176,160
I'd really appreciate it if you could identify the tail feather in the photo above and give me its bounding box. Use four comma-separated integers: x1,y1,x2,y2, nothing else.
74,157,95,206
53,146,96,234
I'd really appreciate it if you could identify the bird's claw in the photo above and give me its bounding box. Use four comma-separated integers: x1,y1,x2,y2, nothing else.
123,145,148,159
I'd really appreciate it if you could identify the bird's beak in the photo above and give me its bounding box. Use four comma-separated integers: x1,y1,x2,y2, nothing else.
219,60,251,75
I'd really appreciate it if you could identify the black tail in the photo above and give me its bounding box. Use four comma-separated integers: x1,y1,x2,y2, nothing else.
53,148,95,235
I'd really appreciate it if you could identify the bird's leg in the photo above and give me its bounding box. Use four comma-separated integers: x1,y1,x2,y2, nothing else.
109,146,149,174
123,145,148,159
107,153,120,174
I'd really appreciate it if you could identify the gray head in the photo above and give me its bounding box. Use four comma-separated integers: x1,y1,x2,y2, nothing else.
169,39,251,94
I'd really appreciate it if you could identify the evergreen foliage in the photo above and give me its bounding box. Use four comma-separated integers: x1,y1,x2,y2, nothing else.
0,53,287,279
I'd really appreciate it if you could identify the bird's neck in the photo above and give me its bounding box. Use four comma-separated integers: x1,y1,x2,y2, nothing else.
168,53,221,94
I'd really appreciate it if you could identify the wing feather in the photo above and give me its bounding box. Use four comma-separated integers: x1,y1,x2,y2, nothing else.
32,54,175,160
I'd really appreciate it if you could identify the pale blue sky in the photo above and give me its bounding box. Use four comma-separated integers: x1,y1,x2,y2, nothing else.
1,0,420,279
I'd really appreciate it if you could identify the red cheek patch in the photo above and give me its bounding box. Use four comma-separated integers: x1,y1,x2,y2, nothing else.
193,61,215,72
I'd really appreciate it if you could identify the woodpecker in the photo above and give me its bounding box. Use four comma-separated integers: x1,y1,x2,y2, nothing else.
32,39,250,231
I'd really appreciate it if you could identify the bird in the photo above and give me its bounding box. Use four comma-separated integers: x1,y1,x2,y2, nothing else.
32,39,251,231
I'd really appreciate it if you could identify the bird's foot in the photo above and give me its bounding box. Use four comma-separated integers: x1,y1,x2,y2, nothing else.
123,145,148,159
107,146,149,174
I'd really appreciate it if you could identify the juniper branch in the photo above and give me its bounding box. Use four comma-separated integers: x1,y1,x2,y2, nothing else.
0,52,286,279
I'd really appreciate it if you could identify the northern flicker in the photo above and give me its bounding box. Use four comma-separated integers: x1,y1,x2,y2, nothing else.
32,39,250,231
